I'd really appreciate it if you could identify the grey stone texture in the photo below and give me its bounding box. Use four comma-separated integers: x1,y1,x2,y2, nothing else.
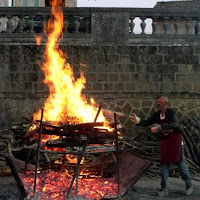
0,43,199,135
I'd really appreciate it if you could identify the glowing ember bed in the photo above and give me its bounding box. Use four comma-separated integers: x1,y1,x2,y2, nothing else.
8,150,150,200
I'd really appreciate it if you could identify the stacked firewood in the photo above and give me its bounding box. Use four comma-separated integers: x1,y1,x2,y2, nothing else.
119,116,200,177
9,120,117,177
1,116,200,178
0,129,13,176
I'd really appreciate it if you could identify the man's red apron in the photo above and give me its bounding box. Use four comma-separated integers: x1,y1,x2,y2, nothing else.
160,118,182,165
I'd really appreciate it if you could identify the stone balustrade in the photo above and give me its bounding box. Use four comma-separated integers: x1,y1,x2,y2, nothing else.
1,7,200,44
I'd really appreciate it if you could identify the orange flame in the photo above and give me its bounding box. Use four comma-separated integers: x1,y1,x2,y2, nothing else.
34,34,42,46
33,0,106,125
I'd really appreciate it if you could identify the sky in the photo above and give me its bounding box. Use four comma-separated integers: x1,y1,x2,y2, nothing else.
77,0,172,8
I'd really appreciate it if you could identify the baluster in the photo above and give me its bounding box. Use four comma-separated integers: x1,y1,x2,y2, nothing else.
174,17,180,34
74,16,80,33
29,16,35,33
185,18,194,34
7,15,13,33
140,17,146,34
129,17,135,34
152,17,158,34
163,17,170,34
196,18,200,35
191,18,195,34
17,16,24,33
85,17,90,33
42,15,47,33
63,16,69,33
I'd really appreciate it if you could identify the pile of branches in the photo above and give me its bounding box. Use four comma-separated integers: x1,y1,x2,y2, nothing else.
119,116,200,178
2,116,200,178
8,119,117,177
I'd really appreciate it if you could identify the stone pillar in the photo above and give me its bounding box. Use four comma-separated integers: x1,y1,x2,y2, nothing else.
92,11,129,44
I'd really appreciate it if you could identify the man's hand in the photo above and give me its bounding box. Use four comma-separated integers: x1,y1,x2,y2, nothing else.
130,113,141,124
151,124,161,133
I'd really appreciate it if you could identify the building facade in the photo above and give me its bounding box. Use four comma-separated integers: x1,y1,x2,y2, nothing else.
0,0,9,7
1,0,77,7
15,0,77,7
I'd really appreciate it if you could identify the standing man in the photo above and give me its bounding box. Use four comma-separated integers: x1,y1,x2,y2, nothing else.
130,96,193,197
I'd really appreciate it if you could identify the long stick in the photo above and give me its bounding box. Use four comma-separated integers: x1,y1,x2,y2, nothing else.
101,108,130,118
66,105,102,197
114,113,120,197
33,108,44,194
75,154,81,196
0,153,27,198
132,126,150,140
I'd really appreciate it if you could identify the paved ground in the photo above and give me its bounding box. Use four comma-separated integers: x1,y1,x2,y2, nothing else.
0,175,199,200
118,176,200,200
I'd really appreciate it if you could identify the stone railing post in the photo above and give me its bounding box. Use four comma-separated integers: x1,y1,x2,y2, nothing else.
140,17,146,34
7,15,13,33
174,17,181,34
129,17,135,34
163,17,171,34
196,18,200,35
185,18,194,34
74,16,80,33
85,17,90,33
42,15,47,33
29,16,35,33
17,15,24,33
63,16,69,33
152,17,158,34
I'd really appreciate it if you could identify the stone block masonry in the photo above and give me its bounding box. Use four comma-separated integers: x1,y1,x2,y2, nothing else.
0,44,199,135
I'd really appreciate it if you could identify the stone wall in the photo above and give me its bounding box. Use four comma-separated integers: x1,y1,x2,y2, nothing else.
0,43,199,135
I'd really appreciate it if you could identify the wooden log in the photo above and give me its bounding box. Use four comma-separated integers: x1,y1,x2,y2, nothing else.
41,127,114,139
189,168,198,175
147,168,160,177
63,122,104,130
140,141,160,146
193,117,200,127
183,121,198,148
101,108,129,118
11,142,47,151
181,128,199,164
194,129,200,141
185,157,200,170
183,125,200,162
182,137,192,160
188,119,200,141
191,117,200,129
25,127,40,137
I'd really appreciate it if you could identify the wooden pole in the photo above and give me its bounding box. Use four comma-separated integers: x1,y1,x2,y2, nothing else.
33,108,44,195
114,113,120,197
66,105,102,198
